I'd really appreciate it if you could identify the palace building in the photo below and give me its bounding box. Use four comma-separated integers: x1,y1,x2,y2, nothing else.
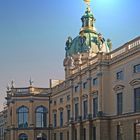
2,0,140,140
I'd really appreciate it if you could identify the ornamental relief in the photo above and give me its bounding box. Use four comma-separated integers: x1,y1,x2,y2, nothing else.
129,78,140,86
113,85,125,91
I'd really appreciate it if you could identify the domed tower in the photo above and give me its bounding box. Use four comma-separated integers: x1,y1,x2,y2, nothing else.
64,0,112,78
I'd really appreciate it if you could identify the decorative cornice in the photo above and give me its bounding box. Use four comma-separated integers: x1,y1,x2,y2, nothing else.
66,105,71,109
52,109,57,113
129,78,140,86
58,107,64,111
113,85,125,91
74,97,79,102
82,94,88,99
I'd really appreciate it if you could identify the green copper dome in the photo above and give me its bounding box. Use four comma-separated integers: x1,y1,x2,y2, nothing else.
65,6,112,57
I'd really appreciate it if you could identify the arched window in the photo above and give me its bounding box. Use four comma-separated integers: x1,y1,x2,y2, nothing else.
37,133,47,140
19,133,28,140
36,106,47,127
18,106,29,128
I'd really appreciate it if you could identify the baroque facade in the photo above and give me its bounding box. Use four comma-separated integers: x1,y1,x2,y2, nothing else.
2,0,140,140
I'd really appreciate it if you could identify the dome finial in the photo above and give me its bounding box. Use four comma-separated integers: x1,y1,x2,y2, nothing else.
83,0,91,7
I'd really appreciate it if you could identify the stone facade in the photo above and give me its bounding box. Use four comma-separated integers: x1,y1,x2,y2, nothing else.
3,36,140,140
1,1,140,140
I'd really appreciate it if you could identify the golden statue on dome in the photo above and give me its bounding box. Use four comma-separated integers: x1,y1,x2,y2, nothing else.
83,0,91,6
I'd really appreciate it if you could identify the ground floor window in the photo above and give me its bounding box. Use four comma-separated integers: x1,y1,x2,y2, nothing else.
37,133,47,140
134,123,140,140
75,128,77,140
93,127,96,140
60,132,63,140
117,125,123,140
67,131,69,140
83,128,86,140
19,133,28,140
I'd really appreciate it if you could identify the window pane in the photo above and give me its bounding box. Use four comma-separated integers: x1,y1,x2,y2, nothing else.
93,78,98,86
60,111,63,127
135,123,140,140
53,113,57,127
18,106,28,128
116,71,123,80
83,100,88,119
67,109,70,122
60,132,63,140
134,88,140,112
36,107,47,128
93,98,98,117
117,93,123,115
93,127,96,140
75,103,79,121
134,64,140,73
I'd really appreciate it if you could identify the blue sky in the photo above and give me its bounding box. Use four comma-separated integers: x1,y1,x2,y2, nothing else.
0,0,140,110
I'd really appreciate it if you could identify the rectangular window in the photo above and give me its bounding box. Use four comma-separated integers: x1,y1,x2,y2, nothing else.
117,93,123,115
67,109,71,122
134,64,140,73
75,86,79,92
83,128,86,140
93,127,96,140
83,82,87,89
60,111,63,127
60,98,63,103
134,87,140,112
83,100,88,119
75,103,79,121
67,95,70,101
116,71,123,80
134,123,140,140
67,131,69,140
54,100,57,105
53,113,57,127
75,129,77,140
117,125,122,140
93,78,98,86
60,132,63,140
54,133,56,140
93,97,98,117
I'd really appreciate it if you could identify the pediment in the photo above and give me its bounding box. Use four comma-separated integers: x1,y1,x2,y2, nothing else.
113,85,125,91
129,78,140,86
